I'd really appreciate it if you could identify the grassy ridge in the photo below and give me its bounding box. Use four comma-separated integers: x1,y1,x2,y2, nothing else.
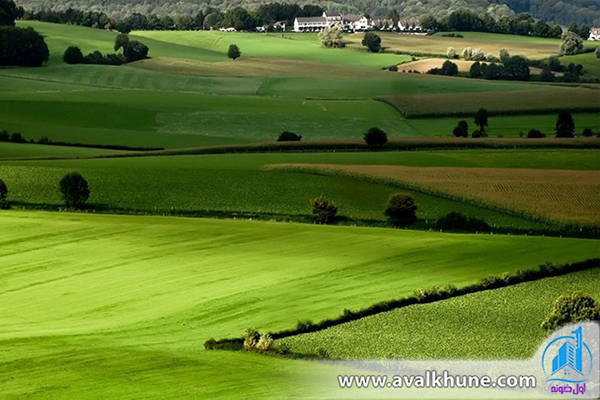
0,211,598,397
278,268,600,359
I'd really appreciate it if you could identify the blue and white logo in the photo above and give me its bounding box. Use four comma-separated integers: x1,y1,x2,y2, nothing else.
541,326,593,384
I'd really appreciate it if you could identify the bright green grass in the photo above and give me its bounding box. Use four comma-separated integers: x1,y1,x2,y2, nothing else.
278,268,600,360
0,90,402,147
1,149,598,227
0,211,598,397
0,142,127,159
17,21,226,65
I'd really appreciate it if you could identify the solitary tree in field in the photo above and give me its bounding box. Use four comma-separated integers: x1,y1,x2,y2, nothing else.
318,26,344,48
555,112,575,138
59,172,90,208
474,108,488,132
123,40,149,62
363,127,388,147
559,31,583,56
362,32,381,53
541,291,600,332
384,193,417,227
0,178,8,209
311,196,338,224
227,44,241,60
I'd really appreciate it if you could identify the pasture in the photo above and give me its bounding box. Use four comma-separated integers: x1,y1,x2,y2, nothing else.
277,268,600,359
267,163,600,225
0,211,598,397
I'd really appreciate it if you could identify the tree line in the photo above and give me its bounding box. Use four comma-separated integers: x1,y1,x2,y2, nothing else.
22,3,325,33
419,8,589,40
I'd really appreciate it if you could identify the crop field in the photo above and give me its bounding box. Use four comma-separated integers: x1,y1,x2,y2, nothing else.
379,88,600,118
346,31,576,59
0,211,598,397
268,164,600,225
277,268,600,360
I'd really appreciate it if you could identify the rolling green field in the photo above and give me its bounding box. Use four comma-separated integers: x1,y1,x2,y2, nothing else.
277,268,600,360
2,149,598,228
1,21,597,148
0,211,598,397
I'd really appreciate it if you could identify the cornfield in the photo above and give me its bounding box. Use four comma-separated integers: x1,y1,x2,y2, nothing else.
270,164,600,226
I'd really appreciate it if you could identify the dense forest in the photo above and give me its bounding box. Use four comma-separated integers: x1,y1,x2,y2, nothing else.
14,0,600,26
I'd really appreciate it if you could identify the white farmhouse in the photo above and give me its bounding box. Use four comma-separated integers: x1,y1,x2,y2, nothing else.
588,27,600,41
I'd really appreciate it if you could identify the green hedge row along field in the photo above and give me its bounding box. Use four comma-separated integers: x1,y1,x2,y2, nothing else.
277,268,600,360
0,142,127,159
379,88,600,118
1,211,599,397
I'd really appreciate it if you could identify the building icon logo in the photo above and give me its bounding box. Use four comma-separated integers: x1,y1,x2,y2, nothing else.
542,326,593,383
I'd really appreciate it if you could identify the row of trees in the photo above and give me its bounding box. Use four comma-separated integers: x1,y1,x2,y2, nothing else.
63,34,149,65
420,8,583,39
23,3,325,33
452,110,592,139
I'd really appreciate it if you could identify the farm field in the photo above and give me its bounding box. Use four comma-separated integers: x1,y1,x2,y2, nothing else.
0,211,598,397
277,268,600,360
268,163,600,225
1,22,597,149
2,149,598,228
346,31,583,59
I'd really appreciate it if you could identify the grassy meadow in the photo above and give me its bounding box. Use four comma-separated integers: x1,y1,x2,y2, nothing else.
278,268,600,360
0,21,597,148
1,211,599,397
1,18,599,399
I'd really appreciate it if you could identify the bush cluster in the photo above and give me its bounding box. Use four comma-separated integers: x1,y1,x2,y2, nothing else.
541,291,600,332
277,131,302,142
310,196,338,225
205,259,599,350
435,212,491,232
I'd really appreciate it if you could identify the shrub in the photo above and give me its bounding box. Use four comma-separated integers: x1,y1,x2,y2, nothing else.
227,44,241,60
446,47,456,59
362,32,381,53
527,129,546,138
435,212,490,232
582,128,593,137
277,131,302,142
10,132,24,143
243,327,260,350
363,127,388,147
478,275,503,289
256,334,273,352
384,193,417,227
471,129,488,138
296,320,315,332
62,46,84,64
388,65,398,72
0,130,8,141
499,48,510,64
452,120,469,138
471,48,485,61
123,40,149,62
59,172,90,208
310,196,338,225
0,179,8,209
541,291,600,332
469,61,482,78
596,47,600,59
560,31,583,56
441,60,458,76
